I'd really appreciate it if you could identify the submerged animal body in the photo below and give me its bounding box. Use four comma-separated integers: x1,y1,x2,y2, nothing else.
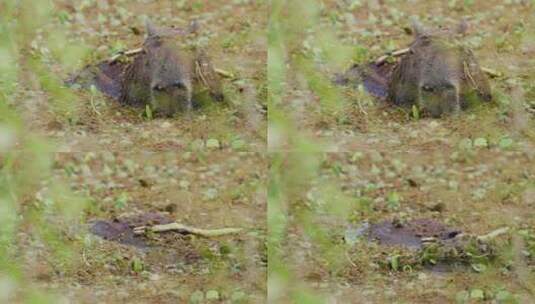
388,27,491,117
339,21,492,117
70,21,223,117
368,218,461,249
120,25,195,116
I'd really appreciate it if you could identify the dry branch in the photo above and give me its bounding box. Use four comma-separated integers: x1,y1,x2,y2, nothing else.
108,47,144,63
481,67,502,78
195,60,209,87
107,47,234,79
477,227,510,242
374,48,502,78
375,48,411,65
133,222,242,237
214,68,235,79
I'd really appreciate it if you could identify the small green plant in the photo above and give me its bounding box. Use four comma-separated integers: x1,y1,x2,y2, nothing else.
114,192,129,209
411,105,420,120
131,257,144,273
145,104,153,120
389,254,400,271
386,191,401,210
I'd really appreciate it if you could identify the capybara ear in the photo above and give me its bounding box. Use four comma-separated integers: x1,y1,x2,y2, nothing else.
187,20,199,34
145,19,159,38
147,19,185,37
455,18,469,35
169,20,199,36
410,17,426,37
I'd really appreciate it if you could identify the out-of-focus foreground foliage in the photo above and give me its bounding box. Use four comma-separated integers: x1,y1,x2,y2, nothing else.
268,0,353,302
1,1,88,302
268,0,535,303
268,0,356,152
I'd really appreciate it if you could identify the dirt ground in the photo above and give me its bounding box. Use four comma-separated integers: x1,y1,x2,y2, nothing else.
273,0,535,303
8,0,535,303
275,0,535,152
8,1,268,302
18,0,266,152
277,151,534,303
24,152,266,303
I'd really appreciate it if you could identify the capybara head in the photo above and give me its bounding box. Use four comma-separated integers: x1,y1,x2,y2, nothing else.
388,20,491,117
120,21,193,116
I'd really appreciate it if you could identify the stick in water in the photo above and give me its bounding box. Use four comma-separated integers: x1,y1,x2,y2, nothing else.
375,48,411,65
107,47,235,79
480,67,502,78
133,222,242,237
108,48,144,63
477,227,510,242
374,48,502,78
214,68,235,79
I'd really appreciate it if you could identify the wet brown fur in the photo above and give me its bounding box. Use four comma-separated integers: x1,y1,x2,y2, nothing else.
388,23,491,117
70,21,223,117
337,20,492,118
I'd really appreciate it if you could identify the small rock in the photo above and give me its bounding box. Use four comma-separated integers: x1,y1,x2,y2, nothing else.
470,289,484,300
179,180,190,189
206,138,220,149
417,273,428,281
191,139,204,149
344,222,370,246
473,137,488,148
0,126,16,153
149,273,161,281
206,290,219,301
231,291,247,302
428,121,440,129
231,139,246,150
448,180,459,190
429,202,445,212
203,188,218,200
499,137,513,149
456,291,469,302
164,203,177,213
370,151,383,163
458,138,472,150
116,290,129,299
189,290,204,304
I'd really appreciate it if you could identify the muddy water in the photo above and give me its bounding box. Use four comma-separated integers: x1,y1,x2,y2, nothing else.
335,62,396,100
89,212,174,248
349,218,461,249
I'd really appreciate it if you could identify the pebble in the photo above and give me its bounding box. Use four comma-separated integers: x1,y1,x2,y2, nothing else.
206,290,219,300
149,273,161,281
160,121,172,129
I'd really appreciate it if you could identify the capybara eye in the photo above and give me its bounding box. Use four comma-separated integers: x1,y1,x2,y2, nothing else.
174,81,186,89
422,85,434,92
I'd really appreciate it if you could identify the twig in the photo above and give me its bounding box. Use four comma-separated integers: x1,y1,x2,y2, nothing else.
107,46,235,80
481,67,502,78
464,60,479,91
108,47,144,63
374,47,502,79
356,97,368,116
345,251,358,268
133,222,242,237
195,60,209,87
477,227,509,242
82,250,91,267
375,48,411,65
214,68,235,79
90,96,101,116
89,86,102,116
